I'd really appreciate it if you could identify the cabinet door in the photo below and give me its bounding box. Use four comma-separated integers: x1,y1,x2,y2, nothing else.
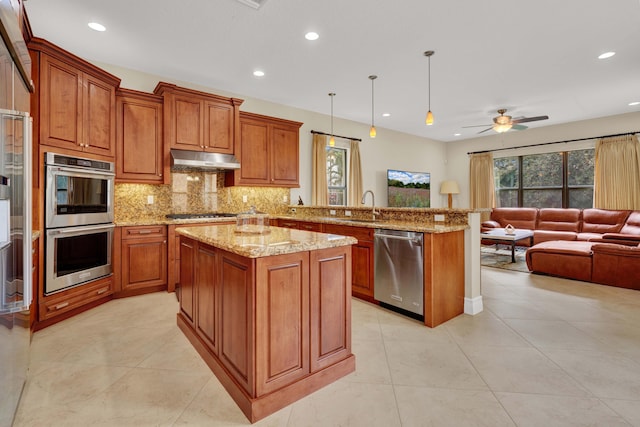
179,239,196,326
39,54,82,150
310,246,351,372
83,74,116,157
352,241,374,298
255,251,309,396
238,119,269,184
204,101,233,154
172,95,203,150
116,95,163,182
270,125,299,186
195,244,219,354
121,236,167,292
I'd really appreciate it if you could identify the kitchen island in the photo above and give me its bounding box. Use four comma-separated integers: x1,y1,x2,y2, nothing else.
175,225,357,423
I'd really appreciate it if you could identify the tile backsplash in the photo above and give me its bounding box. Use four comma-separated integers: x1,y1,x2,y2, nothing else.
115,171,291,221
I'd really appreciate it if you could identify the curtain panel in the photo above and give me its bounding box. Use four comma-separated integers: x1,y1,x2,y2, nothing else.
348,140,363,206
469,152,495,222
311,133,328,205
594,133,640,209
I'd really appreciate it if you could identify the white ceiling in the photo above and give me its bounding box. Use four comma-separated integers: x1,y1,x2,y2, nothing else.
24,0,640,142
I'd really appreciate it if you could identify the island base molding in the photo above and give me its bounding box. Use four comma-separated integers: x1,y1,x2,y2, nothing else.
177,313,356,423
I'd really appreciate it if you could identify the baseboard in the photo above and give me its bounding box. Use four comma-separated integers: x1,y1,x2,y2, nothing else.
464,296,483,315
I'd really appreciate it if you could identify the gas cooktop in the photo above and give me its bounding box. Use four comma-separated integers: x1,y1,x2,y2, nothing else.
165,212,237,219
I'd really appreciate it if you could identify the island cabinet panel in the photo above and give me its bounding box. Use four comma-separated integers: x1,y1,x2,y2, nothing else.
310,246,352,372
423,230,465,328
30,37,120,160
195,244,219,353
255,252,310,396
179,238,196,326
116,89,164,183
219,251,254,394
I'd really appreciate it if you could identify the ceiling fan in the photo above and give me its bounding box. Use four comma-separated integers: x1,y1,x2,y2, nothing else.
464,109,549,134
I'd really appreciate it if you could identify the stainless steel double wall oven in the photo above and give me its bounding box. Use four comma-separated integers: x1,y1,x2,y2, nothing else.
45,153,115,295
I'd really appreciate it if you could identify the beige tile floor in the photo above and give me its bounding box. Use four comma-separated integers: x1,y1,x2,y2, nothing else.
14,268,640,426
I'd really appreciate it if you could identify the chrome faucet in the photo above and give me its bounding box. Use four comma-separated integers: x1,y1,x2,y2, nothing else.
361,190,381,220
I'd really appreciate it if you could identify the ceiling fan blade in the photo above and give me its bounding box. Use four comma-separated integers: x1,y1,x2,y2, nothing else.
512,124,528,131
512,115,549,124
462,124,492,128
477,127,493,134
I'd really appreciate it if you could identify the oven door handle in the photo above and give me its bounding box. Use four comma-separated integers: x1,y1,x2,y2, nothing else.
48,224,115,236
50,166,115,178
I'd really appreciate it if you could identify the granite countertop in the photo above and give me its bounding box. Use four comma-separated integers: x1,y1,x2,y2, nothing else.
176,224,357,258
117,215,468,233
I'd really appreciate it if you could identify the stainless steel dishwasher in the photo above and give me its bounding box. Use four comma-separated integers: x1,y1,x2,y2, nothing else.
374,229,424,318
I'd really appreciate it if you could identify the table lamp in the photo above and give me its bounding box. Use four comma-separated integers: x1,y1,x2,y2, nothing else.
440,180,460,209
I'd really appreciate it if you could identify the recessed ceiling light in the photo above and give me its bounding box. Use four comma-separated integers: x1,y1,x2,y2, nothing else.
305,32,319,41
454,133,461,136
629,101,640,106
88,22,106,32
382,113,390,117
253,70,265,77
598,51,615,59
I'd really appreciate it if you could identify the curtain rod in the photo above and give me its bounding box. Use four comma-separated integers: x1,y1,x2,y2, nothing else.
467,131,640,155
310,130,362,142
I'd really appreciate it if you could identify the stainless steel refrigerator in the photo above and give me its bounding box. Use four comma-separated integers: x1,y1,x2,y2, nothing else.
0,108,32,426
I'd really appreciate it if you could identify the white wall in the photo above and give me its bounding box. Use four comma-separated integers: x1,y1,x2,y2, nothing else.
97,62,448,208
445,111,640,208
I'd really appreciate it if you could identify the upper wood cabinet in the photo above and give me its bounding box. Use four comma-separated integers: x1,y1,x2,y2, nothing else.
29,38,120,160
116,88,165,183
154,82,243,154
226,111,302,187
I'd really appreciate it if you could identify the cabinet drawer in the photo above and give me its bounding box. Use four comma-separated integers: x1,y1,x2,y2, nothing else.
299,222,323,232
122,225,167,239
40,277,113,321
323,224,373,242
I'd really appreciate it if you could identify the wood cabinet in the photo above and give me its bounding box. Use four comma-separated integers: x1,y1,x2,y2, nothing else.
323,223,375,300
177,236,354,422
29,38,120,159
38,276,113,323
116,89,164,183
226,112,302,188
154,82,243,154
116,225,168,297
277,219,323,232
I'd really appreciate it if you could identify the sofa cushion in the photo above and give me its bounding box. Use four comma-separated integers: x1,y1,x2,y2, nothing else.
533,230,578,245
490,208,538,230
581,209,629,234
525,241,594,282
536,208,581,232
619,211,640,235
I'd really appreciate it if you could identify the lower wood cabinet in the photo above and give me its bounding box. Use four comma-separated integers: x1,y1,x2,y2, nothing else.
277,218,323,232
323,224,374,300
115,225,167,297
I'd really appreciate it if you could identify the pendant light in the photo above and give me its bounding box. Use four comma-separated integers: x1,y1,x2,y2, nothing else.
424,50,435,126
368,75,377,138
328,92,336,146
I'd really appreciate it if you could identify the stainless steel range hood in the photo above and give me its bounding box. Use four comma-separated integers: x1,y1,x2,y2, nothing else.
170,149,241,171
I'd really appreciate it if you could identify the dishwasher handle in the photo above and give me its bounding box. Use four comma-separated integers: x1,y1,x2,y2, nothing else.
374,232,422,244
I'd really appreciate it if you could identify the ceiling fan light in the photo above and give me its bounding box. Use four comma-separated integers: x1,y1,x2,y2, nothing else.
493,123,512,133
426,110,434,126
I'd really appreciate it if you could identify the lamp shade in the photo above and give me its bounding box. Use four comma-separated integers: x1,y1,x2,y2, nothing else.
440,180,460,195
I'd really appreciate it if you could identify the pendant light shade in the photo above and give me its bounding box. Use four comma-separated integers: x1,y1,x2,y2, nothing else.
328,92,336,146
369,75,377,138
424,50,435,126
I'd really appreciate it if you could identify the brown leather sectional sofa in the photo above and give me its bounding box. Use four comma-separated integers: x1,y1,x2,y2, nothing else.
482,208,640,289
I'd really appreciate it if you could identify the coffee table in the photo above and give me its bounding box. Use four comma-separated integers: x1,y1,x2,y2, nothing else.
480,228,534,262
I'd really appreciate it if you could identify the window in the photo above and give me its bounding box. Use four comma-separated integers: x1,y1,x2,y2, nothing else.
326,146,348,206
494,149,594,208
